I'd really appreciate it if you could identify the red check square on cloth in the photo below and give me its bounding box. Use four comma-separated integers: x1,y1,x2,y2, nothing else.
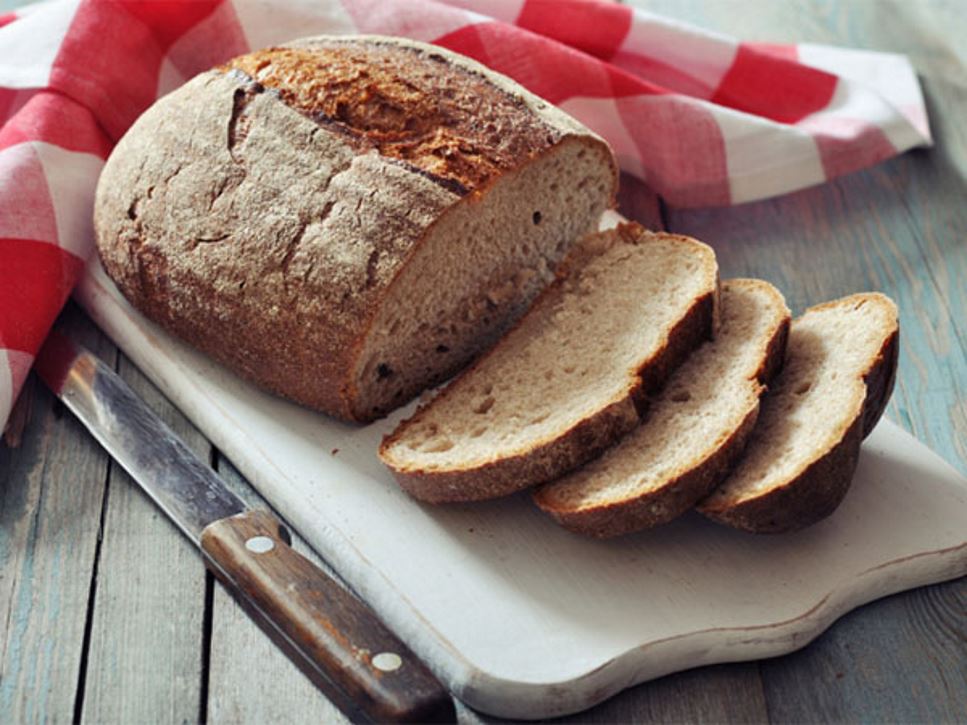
0,0,931,431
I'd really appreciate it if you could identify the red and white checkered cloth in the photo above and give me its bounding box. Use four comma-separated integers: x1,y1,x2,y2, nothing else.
0,0,931,432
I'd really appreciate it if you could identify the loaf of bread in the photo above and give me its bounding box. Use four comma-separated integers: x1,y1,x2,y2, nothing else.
534,279,790,537
697,293,899,533
94,35,617,422
379,222,719,503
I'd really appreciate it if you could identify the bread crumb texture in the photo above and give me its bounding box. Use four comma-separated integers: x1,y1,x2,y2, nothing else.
379,223,718,499
534,279,789,535
701,293,898,509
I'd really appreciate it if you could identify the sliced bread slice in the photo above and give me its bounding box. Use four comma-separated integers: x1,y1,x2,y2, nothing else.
533,279,790,537
697,293,899,533
379,222,719,503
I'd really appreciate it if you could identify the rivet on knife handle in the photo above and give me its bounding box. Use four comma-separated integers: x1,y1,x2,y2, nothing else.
201,510,455,723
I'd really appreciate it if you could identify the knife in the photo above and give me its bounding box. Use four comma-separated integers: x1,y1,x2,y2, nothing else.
34,330,455,724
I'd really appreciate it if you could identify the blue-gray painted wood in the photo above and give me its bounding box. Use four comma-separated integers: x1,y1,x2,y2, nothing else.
0,308,113,723
757,577,967,723
78,353,209,724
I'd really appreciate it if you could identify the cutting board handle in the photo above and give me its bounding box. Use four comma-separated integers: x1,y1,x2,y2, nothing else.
201,510,455,723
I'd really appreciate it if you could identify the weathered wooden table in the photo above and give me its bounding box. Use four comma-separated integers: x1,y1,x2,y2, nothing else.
2,1,964,722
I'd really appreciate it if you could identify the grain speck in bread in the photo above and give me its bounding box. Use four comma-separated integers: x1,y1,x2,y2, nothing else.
93,35,617,422
534,279,790,537
697,293,899,533
379,222,719,503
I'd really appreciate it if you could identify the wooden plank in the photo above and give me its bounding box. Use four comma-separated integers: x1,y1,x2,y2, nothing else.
455,664,769,724
206,454,349,724
78,353,210,723
759,577,967,722
570,664,769,724
0,306,113,722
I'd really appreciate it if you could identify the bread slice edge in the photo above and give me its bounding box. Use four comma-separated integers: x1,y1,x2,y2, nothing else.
696,292,899,534
533,278,791,537
379,223,718,503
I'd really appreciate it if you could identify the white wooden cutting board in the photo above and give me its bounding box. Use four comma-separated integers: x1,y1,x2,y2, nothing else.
75,257,967,720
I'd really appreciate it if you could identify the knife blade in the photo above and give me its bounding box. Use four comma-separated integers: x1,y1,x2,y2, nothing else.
35,330,455,724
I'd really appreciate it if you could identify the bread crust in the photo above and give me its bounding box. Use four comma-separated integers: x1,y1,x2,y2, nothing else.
696,294,899,533
387,397,642,504
94,35,616,422
698,414,863,534
223,39,566,194
542,405,763,537
380,224,718,503
861,321,899,438
534,279,790,537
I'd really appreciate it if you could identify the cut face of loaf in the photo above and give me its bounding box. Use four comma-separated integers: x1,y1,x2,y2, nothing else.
93,35,617,422
379,222,719,503
697,293,899,533
352,137,614,418
534,279,790,537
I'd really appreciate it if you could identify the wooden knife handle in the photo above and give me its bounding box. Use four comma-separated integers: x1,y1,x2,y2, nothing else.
200,510,455,723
